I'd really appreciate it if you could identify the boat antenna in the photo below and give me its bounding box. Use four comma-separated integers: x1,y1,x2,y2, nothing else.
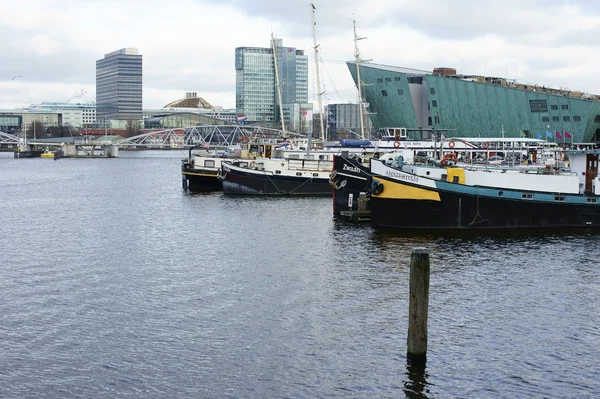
311,3,325,143
271,33,287,138
353,18,366,140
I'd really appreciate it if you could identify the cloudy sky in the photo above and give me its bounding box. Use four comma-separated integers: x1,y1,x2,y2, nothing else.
1,0,600,111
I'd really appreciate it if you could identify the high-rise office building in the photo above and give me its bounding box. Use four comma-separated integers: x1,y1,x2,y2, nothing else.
96,48,143,121
235,39,312,133
325,103,374,140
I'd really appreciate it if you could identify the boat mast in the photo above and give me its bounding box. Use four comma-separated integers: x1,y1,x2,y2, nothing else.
311,3,325,142
353,18,366,140
271,33,287,138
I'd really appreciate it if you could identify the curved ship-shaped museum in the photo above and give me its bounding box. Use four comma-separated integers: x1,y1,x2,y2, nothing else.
347,62,600,143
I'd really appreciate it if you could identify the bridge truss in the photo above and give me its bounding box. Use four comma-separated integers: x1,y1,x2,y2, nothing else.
0,131,20,145
114,125,302,148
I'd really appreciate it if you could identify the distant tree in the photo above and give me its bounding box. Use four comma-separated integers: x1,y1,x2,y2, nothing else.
125,120,141,137
27,120,45,138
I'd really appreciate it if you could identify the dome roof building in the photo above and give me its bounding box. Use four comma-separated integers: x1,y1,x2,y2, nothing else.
163,92,213,109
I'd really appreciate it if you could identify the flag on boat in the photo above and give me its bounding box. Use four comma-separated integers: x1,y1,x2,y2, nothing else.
236,114,247,123
546,131,553,139
537,132,542,139
556,131,563,139
564,131,572,138
441,134,446,140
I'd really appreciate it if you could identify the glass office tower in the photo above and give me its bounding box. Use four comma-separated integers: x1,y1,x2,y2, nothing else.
235,39,311,131
96,48,143,121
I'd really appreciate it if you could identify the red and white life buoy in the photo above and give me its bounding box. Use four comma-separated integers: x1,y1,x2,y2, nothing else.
448,141,455,148
393,141,401,148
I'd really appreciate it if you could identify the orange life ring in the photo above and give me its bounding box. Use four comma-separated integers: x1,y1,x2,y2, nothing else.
393,141,401,148
448,141,455,148
441,153,458,166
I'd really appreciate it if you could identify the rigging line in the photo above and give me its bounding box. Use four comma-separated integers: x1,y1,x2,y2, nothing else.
313,5,355,24
261,168,283,193
287,176,315,194
277,6,310,36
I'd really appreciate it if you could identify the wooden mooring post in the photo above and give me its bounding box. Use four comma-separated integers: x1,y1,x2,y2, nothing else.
407,247,430,365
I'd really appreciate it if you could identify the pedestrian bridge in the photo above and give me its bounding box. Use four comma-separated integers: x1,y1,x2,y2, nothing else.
114,125,300,148
1,125,303,148
0,131,20,145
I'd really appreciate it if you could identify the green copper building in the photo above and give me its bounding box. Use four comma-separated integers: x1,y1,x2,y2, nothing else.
347,62,600,143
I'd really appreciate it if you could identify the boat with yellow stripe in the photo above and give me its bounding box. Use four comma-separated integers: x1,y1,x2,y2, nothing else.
332,150,600,229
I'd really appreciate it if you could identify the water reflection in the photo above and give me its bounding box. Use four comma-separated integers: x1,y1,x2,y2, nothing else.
404,360,430,399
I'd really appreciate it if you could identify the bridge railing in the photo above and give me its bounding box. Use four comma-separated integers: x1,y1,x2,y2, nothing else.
114,125,304,148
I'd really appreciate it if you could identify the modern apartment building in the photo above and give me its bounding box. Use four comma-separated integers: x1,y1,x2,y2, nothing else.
235,38,312,133
96,48,143,121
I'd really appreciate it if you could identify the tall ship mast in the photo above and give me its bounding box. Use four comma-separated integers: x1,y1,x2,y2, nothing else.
310,3,325,142
271,33,287,138
353,19,366,140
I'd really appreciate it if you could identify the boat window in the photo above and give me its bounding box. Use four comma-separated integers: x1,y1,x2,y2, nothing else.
541,116,549,122
204,160,215,167
275,170,281,174
551,105,558,110
381,90,388,97
587,198,598,203
430,87,435,95
289,154,300,159
394,77,401,81
554,196,566,202
318,155,328,160
239,162,248,167
296,172,302,176
552,116,560,122
397,88,404,95
313,173,319,177
385,77,392,82
498,191,504,196
432,100,438,107
561,104,569,110
574,116,581,122
377,78,383,83
522,194,534,199
563,116,571,122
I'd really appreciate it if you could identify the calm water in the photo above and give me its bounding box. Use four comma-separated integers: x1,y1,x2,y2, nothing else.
1,151,599,398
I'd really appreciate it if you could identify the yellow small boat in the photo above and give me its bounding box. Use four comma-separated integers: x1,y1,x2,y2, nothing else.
40,147,62,159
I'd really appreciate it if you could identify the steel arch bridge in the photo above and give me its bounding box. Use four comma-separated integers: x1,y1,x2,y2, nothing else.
0,131,20,145
114,125,304,148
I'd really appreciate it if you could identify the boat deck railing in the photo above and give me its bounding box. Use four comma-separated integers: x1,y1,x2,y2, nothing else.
287,159,333,171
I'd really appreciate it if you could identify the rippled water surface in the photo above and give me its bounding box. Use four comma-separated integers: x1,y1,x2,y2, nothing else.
1,151,599,398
